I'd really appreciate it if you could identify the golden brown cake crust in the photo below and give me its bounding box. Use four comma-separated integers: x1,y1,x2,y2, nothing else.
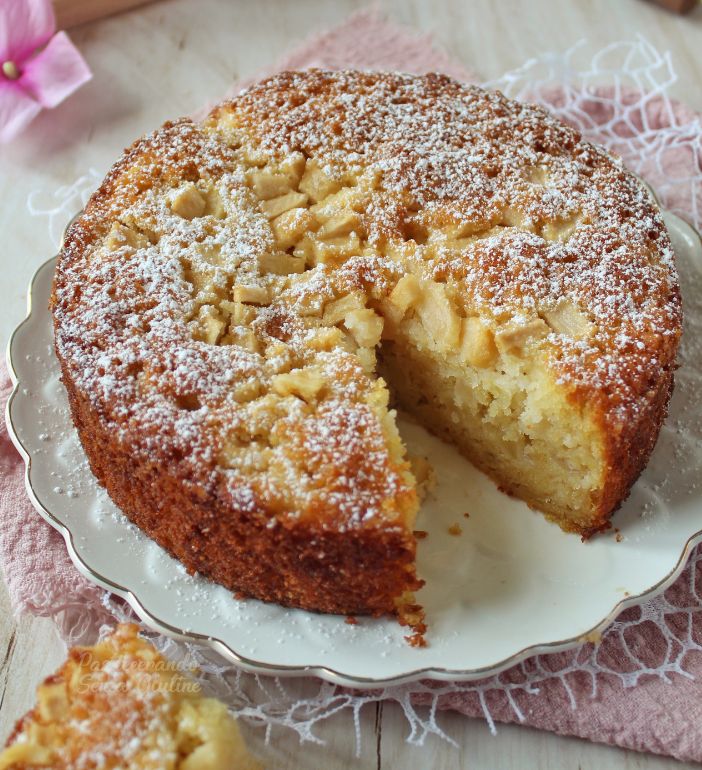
52,71,681,619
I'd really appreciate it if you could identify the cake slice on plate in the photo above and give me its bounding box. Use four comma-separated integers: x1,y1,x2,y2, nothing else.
0,624,260,770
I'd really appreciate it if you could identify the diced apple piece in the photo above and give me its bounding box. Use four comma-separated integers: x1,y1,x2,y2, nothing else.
524,165,549,184
258,252,306,276
195,241,223,266
240,144,269,167
232,284,270,305
249,170,293,200
310,187,365,220
271,208,315,250
294,290,326,317
261,191,309,219
416,282,461,353
366,377,390,409
311,233,360,265
541,300,593,338
356,347,376,373
228,327,260,353
308,326,345,352
105,222,148,252
495,317,549,353
299,161,342,203
460,317,498,367
204,186,226,218
344,308,384,348
194,306,226,345
264,341,293,373
322,293,365,325
388,274,422,317
185,266,212,296
220,300,256,326
292,236,315,265
318,210,361,238
169,183,206,220
272,367,326,402
541,215,581,243
278,152,306,187
500,206,528,228
443,218,490,239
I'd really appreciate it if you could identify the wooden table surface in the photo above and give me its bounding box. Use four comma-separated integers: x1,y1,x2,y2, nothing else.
1,1,701,767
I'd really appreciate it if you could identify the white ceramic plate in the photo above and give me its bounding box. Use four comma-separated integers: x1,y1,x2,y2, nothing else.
6,210,702,688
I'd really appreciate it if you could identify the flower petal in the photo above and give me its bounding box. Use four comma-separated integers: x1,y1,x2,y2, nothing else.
20,31,91,109
0,0,55,62
0,82,42,142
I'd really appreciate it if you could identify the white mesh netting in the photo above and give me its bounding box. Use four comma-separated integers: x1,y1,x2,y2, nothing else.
486,37,702,231
25,38,702,750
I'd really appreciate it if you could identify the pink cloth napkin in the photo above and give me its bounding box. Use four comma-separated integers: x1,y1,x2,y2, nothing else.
3,8,702,763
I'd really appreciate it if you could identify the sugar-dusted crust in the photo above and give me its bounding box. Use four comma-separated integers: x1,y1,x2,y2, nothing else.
52,71,681,620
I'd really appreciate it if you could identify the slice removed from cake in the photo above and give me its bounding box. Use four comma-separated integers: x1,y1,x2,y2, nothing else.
0,624,261,770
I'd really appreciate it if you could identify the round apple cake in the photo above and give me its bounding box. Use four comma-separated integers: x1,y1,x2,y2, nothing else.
51,71,682,623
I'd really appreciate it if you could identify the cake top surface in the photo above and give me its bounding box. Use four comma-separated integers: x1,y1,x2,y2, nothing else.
52,70,682,530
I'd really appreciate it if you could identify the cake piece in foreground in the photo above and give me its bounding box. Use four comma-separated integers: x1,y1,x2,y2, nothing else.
52,70,682,621
0,624,260,770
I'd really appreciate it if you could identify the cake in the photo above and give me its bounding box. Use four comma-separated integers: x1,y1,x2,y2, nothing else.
0,624,260,769
51,70,682,622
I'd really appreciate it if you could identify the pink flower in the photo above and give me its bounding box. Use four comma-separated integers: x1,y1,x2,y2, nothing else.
0,0,91,143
